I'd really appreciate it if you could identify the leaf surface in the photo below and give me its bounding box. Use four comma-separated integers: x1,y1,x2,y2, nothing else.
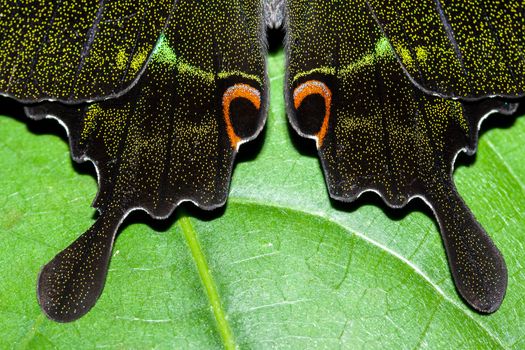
1,49,525,348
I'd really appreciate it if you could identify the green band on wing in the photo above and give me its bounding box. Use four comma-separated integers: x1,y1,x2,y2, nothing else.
292,37,395,83
152,34,262,85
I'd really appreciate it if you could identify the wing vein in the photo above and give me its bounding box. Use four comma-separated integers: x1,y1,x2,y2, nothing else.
29,0,64,94
433,0,469,81
75,0,106,80
120,8,146,88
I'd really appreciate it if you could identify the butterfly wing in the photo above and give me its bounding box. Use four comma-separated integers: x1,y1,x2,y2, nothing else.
25,0,268,322
0,1,174,102
285,0,515,312
367,0,525,99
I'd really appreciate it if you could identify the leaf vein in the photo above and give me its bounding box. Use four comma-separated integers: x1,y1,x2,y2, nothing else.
485,139,525,195
229,197,506,348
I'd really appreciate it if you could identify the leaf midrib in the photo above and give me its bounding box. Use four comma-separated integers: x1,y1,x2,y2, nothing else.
179,215,237,350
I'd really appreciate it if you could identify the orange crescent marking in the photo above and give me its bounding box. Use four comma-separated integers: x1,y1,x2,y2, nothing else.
222,83,261,150
293,80,332,148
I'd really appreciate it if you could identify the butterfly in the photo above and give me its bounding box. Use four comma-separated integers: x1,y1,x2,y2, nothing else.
0,0,522,324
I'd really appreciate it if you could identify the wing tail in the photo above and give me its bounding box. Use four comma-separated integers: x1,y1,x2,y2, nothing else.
37,208,125,322
427,182,507,313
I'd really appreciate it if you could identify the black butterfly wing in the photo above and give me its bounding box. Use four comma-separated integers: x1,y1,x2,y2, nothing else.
25,0,268,322
367,0,525,99
285,0,516,312
0,1,174,102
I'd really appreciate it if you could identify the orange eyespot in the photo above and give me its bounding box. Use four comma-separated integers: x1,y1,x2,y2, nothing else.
222,83,261,150
293,80,332,148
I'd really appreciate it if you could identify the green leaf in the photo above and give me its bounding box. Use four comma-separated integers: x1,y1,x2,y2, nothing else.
1,49,524,349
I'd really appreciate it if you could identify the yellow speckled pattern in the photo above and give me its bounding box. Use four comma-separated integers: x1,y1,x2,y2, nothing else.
28,0,267,322
368,0,525,98
7,0,519,322
286,0,512,313
0,0,174,102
